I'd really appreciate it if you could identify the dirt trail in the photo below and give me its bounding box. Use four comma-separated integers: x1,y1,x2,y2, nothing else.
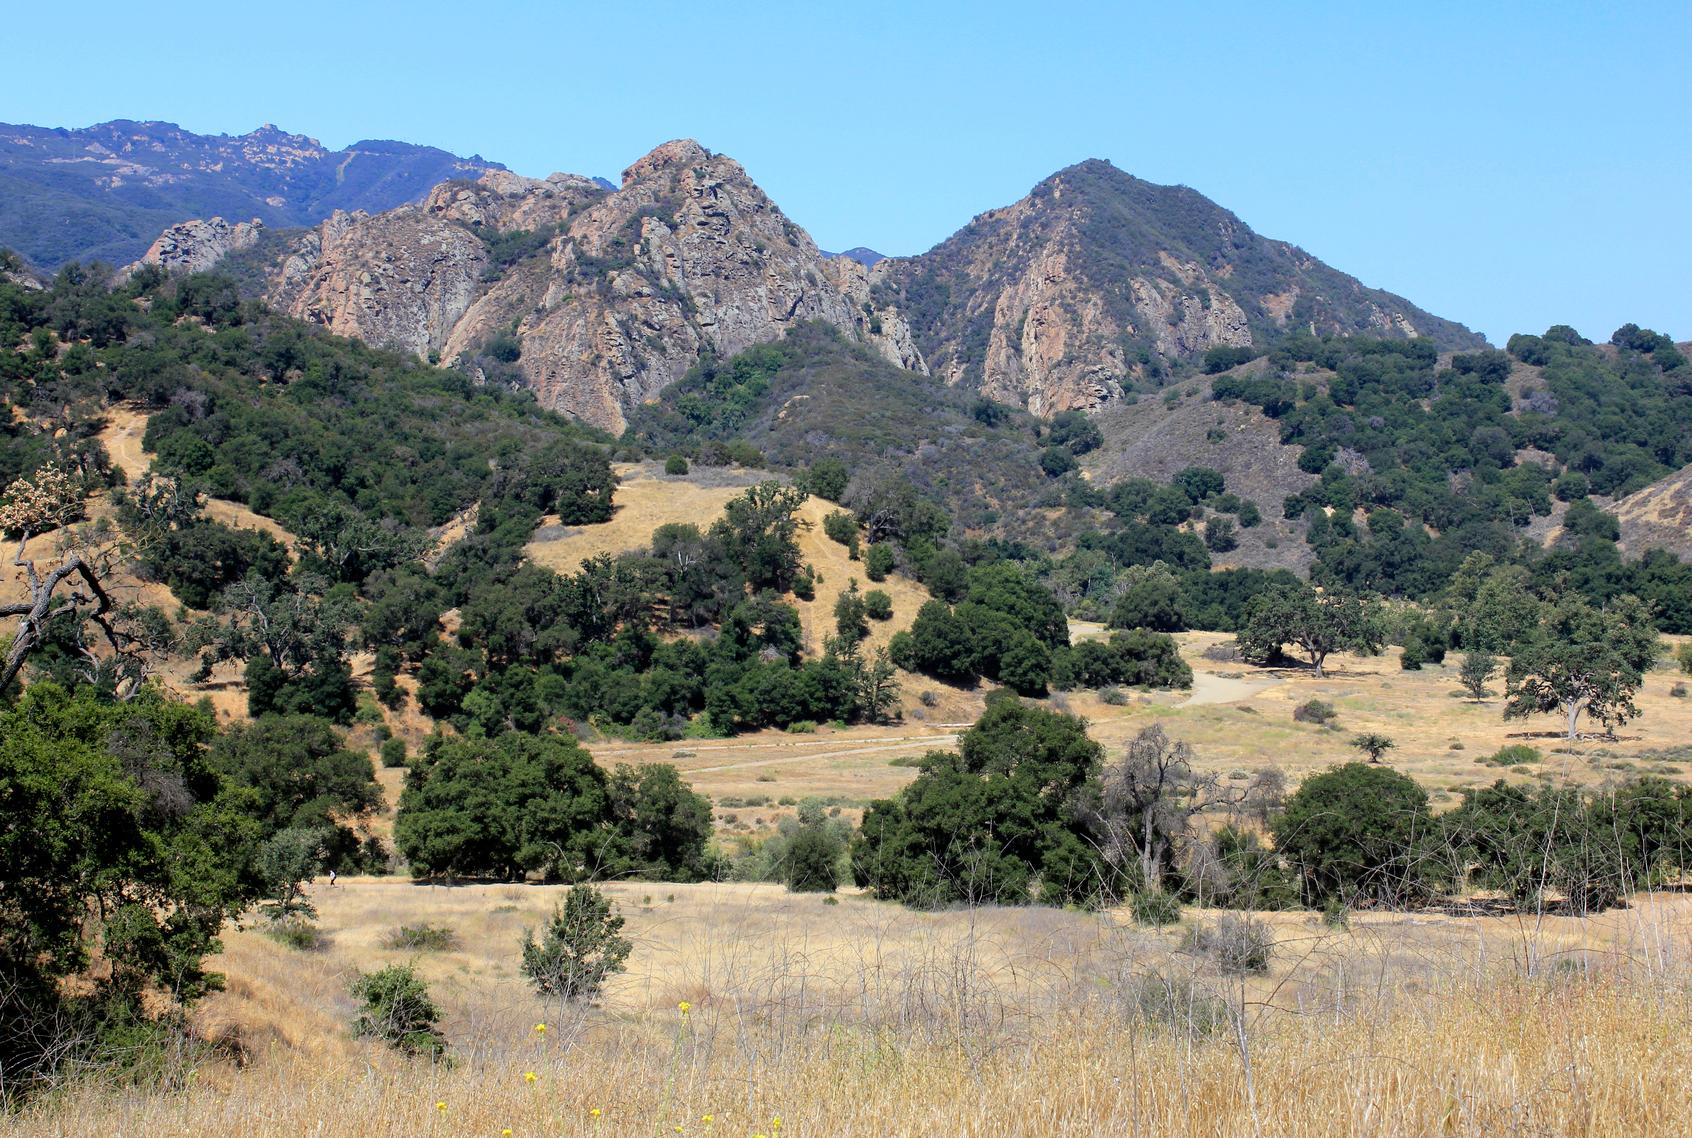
1180,669,1279,706
683,736,958,775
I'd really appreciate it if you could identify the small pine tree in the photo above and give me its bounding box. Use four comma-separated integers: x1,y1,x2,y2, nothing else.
351,964,447,1058
520,885,633,1001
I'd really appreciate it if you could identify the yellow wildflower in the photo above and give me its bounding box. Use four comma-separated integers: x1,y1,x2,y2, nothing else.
524,1070,537,1084
533,1022,548,1034
772,1118,782,1130
702,1116,714,1126
434,1101,447,1113
590,1108,603,1118
678,1000,692,1014
503,1131,513,1137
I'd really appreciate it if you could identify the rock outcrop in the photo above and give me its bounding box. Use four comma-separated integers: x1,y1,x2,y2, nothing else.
878,159,1486,416
125,216,266,277
134,144,926,433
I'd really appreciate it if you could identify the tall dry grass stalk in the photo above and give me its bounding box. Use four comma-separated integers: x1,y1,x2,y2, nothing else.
17,879,1692,1137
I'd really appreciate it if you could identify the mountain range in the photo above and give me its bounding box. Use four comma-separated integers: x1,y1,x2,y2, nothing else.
0,119,503,267
3,121,1486,431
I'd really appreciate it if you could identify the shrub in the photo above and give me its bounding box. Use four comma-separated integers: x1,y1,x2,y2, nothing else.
1292,699,1336,725
379,737,408,768
1673,683,1688,698
264,915,327,951
1203,516,1238,553
823,510,860,553
1274,763,1433,907
1098,686,1129,706
1131,889,1183,926
1483,744,1542,767
382,924,459,951
664,454,690,475
786,822,844,892
800,457,851,502
520,885,633,1002
1183,914,1273,975
1679,643,1692,676
863,589,893,621
1128,971,1229,1037
1349,733,1395,763
864,544,895,582
350,964,447,1058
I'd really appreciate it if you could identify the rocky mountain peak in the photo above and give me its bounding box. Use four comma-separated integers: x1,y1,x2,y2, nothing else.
878,160,1484,416
622,138,714,184
129,141,926,433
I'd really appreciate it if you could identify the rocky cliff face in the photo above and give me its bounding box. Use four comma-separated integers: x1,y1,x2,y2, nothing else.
138,143,926,433
878,159,1486,416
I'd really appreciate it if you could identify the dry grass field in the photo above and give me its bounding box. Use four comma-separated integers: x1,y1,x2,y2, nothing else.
23,877,1692,1137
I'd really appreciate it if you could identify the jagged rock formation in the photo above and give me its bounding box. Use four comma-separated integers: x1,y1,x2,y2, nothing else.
0,119,503,268
261,172,603,359
138,142,926,433
877,159,1486,416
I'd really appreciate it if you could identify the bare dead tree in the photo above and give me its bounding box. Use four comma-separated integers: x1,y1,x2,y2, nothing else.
0,466,144,695
1087,724,1246,896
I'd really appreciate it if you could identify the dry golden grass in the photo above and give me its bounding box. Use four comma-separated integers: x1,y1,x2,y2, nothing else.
26,878,1692,1136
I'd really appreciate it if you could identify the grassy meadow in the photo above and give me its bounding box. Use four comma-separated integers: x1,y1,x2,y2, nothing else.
22,625,1692,1136
23,876,1692,1136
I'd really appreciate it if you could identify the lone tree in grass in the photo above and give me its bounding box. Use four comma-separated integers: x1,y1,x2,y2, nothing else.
1237,582,1383,678
1349,733,1396,764
1503,594,1660,743
1458,651,1498,701
520,884,633,1002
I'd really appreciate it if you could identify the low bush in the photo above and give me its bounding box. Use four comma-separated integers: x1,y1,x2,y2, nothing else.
1127,971,1229,1037
264,915,327,951
520,885,633,1002
350,964,447,1058
1483,744,1542,767
379,737,408,768
1131,890,1183,927
382,924,458,951
1183,914,1273,975
1293,699,1336,725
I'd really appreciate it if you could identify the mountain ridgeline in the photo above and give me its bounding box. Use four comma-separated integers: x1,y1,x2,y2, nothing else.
25,134,1487,433
0,119,503,268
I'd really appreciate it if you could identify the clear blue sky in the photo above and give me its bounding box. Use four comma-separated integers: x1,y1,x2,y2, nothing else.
8,1,1687,344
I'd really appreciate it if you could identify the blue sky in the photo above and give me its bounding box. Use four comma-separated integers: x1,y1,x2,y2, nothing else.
7,1,1687,344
